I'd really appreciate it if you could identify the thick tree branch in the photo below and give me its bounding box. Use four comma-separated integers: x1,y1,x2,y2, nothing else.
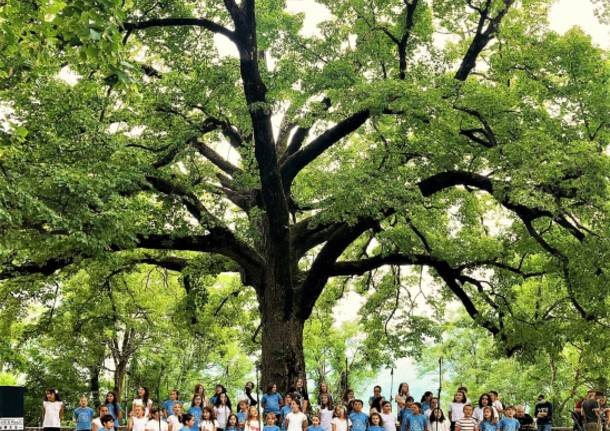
134,232,263,277
329,252,506,338
292,219,347,260
197,115,245,150
276,115,296,156
228,1,291,251
192,140,241,176
122,17,238,43
0,256,73,280
397,0,420,80
279,98,332,162
145,175,218,224
417,170,586,241
296,215,383,319
454,0,515,81
281,110,370,192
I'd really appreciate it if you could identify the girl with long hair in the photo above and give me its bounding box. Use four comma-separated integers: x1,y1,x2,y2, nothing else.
105,391,123,430
194,385,208,408
132,387,153,417
189,395,205,431
320,394,334,431
429,409,449,431
200,407,218,431
42,389,64,431
395,384,410,415
318,383,333,406
214,393,232,431
244,406,261,431
331,405,351,431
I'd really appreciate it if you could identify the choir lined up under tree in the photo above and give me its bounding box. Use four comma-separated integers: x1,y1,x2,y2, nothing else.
42,381,610,431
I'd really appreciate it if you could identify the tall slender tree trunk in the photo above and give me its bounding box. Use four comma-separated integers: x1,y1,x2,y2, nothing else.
114,360,128,399
89,365,101,408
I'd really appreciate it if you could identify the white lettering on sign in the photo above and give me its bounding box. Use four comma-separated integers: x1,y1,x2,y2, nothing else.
0,417,24,430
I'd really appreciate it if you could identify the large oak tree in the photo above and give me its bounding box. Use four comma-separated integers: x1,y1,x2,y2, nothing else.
1,0,609,391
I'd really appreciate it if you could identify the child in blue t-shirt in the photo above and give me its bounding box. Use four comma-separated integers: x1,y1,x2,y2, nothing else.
368,412,384,431
264,413,280,431
237,400,249,430
227,414,240,431
497,407,520,431
404,403,427,431
188,395,204,431
349,400,369,431
104,392,123,430
480,407,498,431
308,416,324,431
280,394,294,431
399,398,415,431
163,391,183,419
74,396,95,431
262,385,283,417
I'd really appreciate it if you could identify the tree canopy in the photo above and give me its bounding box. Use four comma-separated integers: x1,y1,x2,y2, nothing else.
1,0,609,393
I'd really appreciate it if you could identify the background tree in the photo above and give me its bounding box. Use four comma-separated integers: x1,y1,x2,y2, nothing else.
1,0,609,393
421,312,610,425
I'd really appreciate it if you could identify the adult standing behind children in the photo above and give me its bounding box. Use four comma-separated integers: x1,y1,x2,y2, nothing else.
581,391,601,431
194,384,209,408
514,406,534,431
473,395,498,423
318,383,334,407
132,387,154,418
210,386,227,407
290,378,310,414
534,395,553,431
489,393,503,417
396,384,410,416
241,382,258,407
369,387,385,414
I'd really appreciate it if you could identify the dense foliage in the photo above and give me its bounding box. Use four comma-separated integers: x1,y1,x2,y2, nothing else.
421,312,610,425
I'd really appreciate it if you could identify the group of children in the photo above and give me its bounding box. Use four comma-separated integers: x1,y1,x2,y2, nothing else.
40,382,541,431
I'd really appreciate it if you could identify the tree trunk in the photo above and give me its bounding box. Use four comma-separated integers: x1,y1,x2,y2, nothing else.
89,365,101,408
258,275,307,393
114,359,128,400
